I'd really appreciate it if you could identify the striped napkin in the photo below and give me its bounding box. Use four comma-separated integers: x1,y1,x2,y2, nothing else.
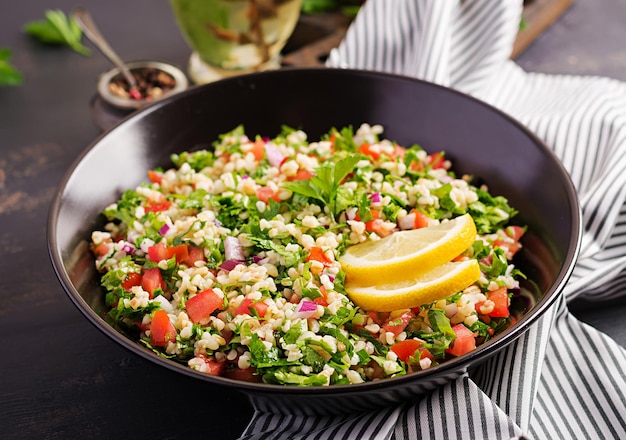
240,1,626,438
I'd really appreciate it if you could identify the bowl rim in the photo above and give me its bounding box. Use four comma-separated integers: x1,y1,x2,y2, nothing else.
48,66,582,395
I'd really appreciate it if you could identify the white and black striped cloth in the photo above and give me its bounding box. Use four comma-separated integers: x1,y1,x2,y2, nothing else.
240,1,626,438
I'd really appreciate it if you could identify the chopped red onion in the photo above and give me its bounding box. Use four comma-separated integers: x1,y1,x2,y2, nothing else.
224,236,244,261
292,300,318,319
265,144,284,168
121,242,136,254
159,224,170,236
369,192,381,203
219,259,244,271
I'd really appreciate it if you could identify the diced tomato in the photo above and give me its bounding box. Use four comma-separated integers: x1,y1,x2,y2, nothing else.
392,145,406,158
366,219,393,237
252,300,269,318
428,152,446,169
494,239,521,258
390,339,422,364
355,208,377,223
141,268,164,298
121,271,142,290
166,244,189,263
391,339,434,366
487,287,510,318
419,346,435,362
288,169,314,181
196,354,226,376
224,367,259,382
186,289,223,323
313,285,329,307
256,186,281,204
92,241,111,258
446,324,476,357
147,170,163,184
367,311,390,325
306,246,333,268
382,310,415,337
149,309,176,347
359,142,405,160
494,225,525,257
250,139,265,161
410,160,425,172
411,209,430,229
235,297,269,318
358,142,380,160
135,320,149,332
148,242,189,263
144,199,171,213
328,132,337,149
183,245,206,266
361,210,393,237
505,225,525,241
148,242,168,262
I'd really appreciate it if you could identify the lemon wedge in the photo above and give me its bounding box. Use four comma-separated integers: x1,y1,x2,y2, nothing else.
339,213,477,287
344,259,481,312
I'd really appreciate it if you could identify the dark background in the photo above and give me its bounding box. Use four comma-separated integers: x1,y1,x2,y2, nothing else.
2,1,626,438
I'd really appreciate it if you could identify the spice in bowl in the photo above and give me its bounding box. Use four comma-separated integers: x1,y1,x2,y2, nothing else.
107,66,178,101
97,60,189,110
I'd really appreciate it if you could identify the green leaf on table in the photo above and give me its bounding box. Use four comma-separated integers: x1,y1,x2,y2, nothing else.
24,9,91,56
0,48,23,86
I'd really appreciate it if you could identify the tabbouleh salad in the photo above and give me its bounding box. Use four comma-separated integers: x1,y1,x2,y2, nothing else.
90,123,526,386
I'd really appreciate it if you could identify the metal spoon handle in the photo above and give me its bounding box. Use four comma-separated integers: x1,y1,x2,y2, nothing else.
72,6,138,89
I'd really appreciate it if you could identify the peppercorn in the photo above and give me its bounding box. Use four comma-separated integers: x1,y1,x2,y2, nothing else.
108,67,177,101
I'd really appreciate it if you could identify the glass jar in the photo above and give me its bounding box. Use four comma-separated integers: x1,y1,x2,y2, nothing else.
170,0,302,83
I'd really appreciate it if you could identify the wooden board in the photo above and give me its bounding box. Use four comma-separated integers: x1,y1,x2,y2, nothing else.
282,0,575,67
513,0,575,58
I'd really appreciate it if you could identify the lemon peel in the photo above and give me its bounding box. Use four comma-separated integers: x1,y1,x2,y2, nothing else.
344,259,481,312
340,213,477,287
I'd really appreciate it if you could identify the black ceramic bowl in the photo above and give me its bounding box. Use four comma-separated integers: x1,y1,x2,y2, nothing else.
48,67,580,415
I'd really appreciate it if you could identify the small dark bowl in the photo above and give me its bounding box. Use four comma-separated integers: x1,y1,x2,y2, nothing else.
48,67,581,415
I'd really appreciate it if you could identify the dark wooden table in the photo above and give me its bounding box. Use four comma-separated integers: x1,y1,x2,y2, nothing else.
2,1,626,439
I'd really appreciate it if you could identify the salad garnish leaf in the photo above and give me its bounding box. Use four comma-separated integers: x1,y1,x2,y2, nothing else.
282,154,361,220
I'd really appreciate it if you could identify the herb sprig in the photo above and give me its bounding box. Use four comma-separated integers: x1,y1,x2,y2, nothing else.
281,154,361,221
24,9,91,56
